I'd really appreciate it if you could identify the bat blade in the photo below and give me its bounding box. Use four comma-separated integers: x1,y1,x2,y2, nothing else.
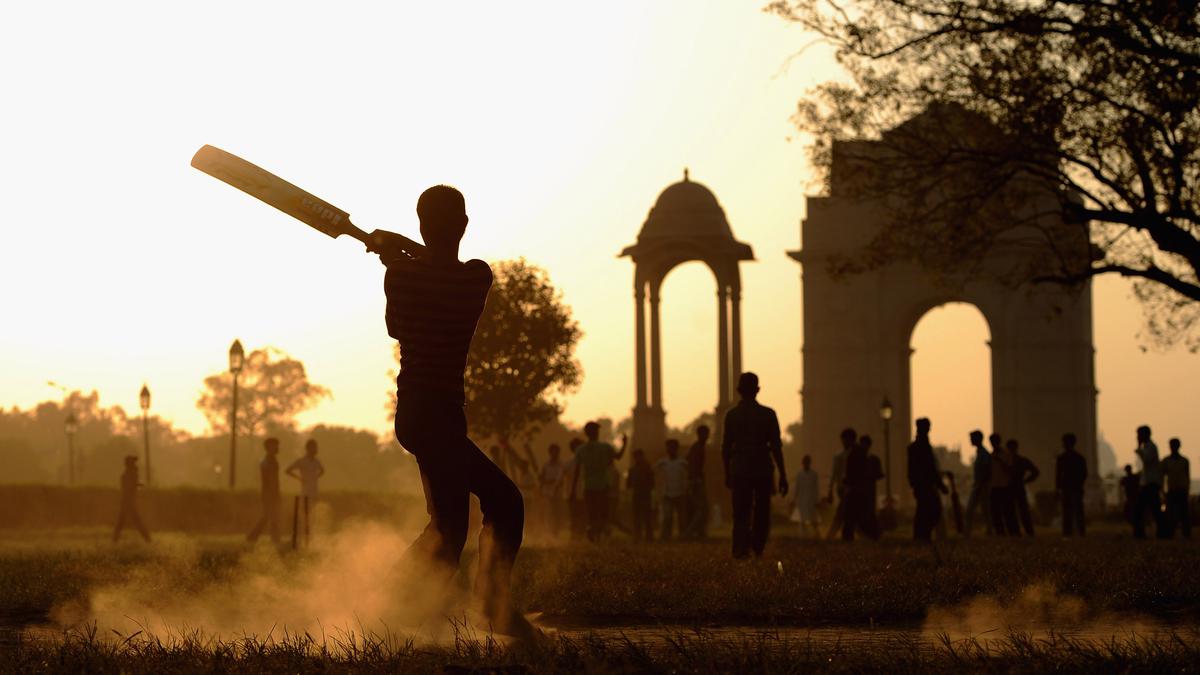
190,145,358,240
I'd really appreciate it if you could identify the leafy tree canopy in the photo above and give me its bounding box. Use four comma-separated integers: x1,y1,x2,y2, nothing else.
198,347,330,438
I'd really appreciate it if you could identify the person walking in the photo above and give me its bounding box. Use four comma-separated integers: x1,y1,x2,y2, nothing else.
1119,464,1140,532
1162,438,1191,539
247,437,282,545
907,418,946,541
1055,433,1088,537
569,422,627,542
655,439,689,540
538,444,567,539
1009,439,1040,536
723,372,788,558
684,425,711,539
792,455,821,538
842,434,883,540
963,430,993,537
1134,425,1166,539
824,428,855,539
989,434,1020,535
113,455,151,543
627,449,656,543
383,185,532,637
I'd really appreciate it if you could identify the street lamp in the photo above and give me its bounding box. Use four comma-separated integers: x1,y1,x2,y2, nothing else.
880,396,896,526
64,412,78,485
228,339,245,489
139,384,152,485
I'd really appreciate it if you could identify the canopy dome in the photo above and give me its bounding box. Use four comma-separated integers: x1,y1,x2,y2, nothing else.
638,169,735,240
621,169,752,262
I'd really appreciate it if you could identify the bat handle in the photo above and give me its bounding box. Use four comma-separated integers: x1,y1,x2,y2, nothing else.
348,225,425,258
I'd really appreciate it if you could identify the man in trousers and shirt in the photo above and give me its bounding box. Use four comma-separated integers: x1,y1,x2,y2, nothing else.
287,439,325,546
723,372,788,559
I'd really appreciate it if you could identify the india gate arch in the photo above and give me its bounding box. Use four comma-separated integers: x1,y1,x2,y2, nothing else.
622,170,753,468
790,110,1098,498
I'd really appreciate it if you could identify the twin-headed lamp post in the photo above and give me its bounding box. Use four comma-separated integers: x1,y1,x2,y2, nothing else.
880,396,895,517
139,384,152,485
228,339,245,489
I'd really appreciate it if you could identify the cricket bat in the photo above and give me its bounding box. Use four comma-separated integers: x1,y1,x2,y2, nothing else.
190,145,424,257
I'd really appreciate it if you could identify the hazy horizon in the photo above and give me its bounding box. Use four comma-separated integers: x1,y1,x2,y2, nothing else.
3,1,1197,470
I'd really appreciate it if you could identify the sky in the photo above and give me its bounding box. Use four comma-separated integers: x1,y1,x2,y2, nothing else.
1,1,1196,469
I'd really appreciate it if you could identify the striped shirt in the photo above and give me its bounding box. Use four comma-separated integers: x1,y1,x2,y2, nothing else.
385,257,492,402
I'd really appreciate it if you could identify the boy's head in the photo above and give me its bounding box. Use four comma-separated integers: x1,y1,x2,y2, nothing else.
1137,425,1152,442
696,425,710,441
583,422,600,441
124,455,138,467
858,434,872,451
969,430,984,445
633,448,646,462
1170,438,1181,453
548,443,561,460
1062,432,1077,451
569,437,583,452
666,439,680,458
916,418,931,435
417,185,468,251
802,454,811,469
989,432,1002,446
305,439,318,457
1124,463,1133,475
264,437,279,455
1006,439,1019,454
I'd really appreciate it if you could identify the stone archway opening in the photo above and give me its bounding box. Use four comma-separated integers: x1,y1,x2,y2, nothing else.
909,302,992,464
658,260,720,432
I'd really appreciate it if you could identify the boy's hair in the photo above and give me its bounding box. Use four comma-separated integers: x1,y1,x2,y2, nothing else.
417,185,466,222
583,421,600,436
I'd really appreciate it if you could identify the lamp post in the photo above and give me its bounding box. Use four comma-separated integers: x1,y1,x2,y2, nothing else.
64,412,78,485
139,384,152,485
228,339,245,489
880,396,895,523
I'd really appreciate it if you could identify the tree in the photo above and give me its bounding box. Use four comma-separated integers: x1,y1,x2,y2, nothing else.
197,347,330,439
467,260,583,441
391,259,583,442
770,1,1200,349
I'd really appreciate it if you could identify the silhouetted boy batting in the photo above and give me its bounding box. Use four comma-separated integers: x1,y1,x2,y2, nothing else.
382,185,527,637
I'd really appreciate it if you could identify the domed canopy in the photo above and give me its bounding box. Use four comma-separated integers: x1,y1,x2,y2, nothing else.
621,169,753,262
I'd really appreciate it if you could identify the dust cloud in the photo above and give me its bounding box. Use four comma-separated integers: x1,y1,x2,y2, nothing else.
52,509,484,644
923,582,1162,641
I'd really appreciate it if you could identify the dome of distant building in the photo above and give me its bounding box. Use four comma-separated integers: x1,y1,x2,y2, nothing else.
638,169,736,240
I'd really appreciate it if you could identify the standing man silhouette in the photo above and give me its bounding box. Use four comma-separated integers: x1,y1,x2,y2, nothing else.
722,372,788,559
1133,425,1166,539
963,430,993,537
384,185,527,637
907,418,946,541
570,422,627,541
685,425,711,539
1054,433,1088,537
655,439,689,541
1162,438,1191,538
113,455,151,543
1009,439,1040,536
824,428,855,539
247,437,282,545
